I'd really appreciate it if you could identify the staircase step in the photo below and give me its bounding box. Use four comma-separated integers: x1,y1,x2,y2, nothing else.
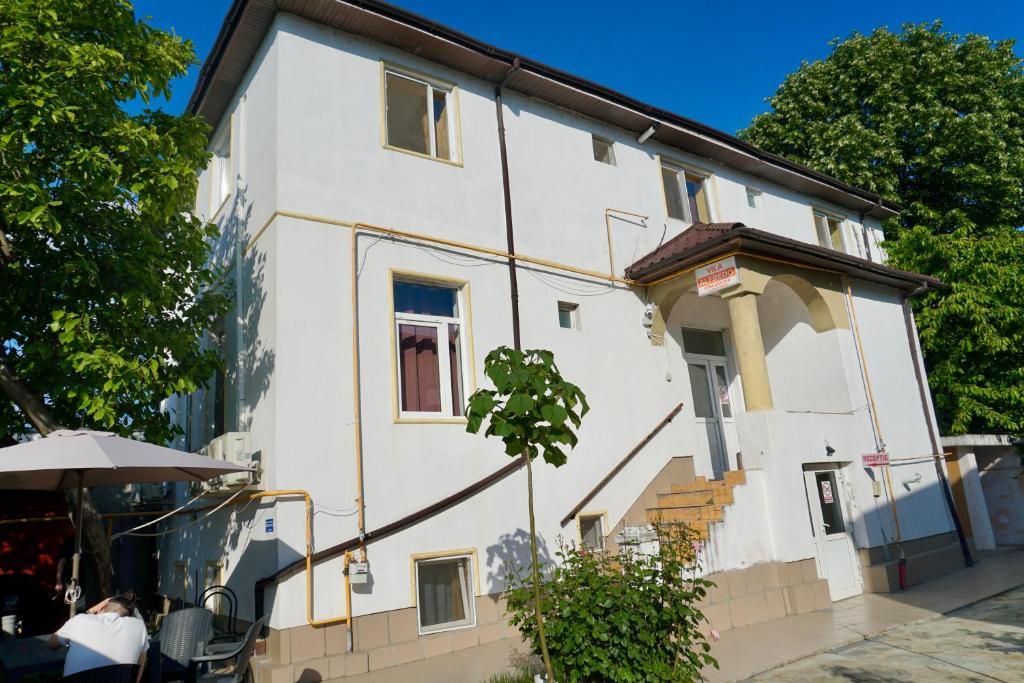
646,505,724,523
670,483,713,495
645,511,710,536
713,489,734,505
724,470,747,486
658,491,714,507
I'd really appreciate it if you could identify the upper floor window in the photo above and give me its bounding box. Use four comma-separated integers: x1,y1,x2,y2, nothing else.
384,69,457,162
813,211,845,251
745,187,761,209
661,161,711,223
557,301,579,330
209,125,231,214
393,278,469,418
592,135,616,165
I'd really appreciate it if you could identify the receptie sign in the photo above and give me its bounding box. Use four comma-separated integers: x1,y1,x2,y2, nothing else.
695,256,739,297
862,452,890,467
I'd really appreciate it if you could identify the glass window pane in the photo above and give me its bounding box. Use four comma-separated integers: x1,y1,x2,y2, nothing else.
418,559,469,628
394,281,458,317
815,472,846,535
558,308,572,329
448,323,464,416
686,174,710,223
714,365,732,418
688,363,715,419
661,166,687,220
746,189,758,209
681,327,726,356
580,516,604,551
814,215,833,249
386,73,430,155
433,89,450,160
592,136,615,165
828,218,843,252
399,324,441,412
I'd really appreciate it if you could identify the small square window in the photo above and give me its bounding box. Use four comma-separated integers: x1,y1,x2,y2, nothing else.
557,302,579,330
745,188,760,209
416,556,475,634
592,136,616,165
579,515,604,551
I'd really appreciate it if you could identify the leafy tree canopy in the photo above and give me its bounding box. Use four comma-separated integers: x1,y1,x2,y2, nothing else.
0,0,229,443
741,22,1024,435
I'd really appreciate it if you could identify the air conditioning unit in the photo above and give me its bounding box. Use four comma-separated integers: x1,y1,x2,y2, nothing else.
132,482,171,506
199,432,260,490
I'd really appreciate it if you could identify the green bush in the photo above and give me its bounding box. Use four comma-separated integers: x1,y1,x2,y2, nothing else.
504,522,718,682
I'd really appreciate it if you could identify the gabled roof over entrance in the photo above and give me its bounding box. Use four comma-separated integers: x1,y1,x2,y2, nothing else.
191,0,900,219
624,223,943,292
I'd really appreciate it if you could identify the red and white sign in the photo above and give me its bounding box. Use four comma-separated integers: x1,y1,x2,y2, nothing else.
695,256,739,297
821,480,834,504
862,452,891,467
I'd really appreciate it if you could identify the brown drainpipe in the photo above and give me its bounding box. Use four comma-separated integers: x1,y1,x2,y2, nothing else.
495,58,523,351
902,285,973,567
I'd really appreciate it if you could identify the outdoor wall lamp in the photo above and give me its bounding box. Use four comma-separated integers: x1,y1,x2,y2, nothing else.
637,123,659,144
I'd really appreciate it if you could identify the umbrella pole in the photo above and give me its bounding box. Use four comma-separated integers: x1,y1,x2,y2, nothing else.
69,471,84,618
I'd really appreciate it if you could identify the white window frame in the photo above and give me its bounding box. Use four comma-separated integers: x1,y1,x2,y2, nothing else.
414,554,476,635
383,68,458,162
745,187,761,209
661,160,714,223
209,124,231,216
591,135,616,165
557,301,580,330
813,210,848,253
578,512,606,552
393,279,470,419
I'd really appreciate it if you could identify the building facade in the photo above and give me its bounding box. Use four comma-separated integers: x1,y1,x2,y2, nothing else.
158,1,968,677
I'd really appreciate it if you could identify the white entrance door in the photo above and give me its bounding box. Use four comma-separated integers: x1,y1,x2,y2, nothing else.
803,467,863,601
686,359,730,479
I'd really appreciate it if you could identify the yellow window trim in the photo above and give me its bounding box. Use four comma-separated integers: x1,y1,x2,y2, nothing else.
408,548,481,607
379,60,464,167
387,268,478,424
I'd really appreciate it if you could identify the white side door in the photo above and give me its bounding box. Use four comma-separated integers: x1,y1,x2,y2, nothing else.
803,467,863,601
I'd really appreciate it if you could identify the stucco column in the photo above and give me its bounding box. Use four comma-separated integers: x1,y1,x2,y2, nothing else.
725,292,774,411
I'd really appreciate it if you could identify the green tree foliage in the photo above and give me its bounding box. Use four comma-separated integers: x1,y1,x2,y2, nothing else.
466,347,588,681
505,523,717,682
741,22,1024,434
0,0,228,444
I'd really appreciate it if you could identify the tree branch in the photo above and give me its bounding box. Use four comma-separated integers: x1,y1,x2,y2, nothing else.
0,359,63,435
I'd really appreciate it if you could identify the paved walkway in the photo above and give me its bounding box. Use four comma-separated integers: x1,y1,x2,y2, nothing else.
705,547,1024,682
749,586,1024,681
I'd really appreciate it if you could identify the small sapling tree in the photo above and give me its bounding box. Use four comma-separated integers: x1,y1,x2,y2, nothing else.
466,347,589,682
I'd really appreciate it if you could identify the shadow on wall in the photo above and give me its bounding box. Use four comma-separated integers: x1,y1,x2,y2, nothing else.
484,528,553,595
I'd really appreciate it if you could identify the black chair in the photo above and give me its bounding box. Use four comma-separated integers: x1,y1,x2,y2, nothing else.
198,585,239,637
186,615,267,683
65,663,140,682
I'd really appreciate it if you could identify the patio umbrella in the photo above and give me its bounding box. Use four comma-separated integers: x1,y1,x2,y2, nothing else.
0,429,252,617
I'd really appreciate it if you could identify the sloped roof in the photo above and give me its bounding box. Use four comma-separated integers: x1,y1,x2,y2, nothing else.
625,223,943,291
189,0,900,219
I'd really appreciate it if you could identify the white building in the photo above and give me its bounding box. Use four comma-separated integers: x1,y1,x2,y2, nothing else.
158,1,971,678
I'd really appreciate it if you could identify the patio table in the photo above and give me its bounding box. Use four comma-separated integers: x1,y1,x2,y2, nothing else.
0,635,65,682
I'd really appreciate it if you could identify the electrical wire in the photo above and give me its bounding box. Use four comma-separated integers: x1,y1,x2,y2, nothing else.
112,486,251,539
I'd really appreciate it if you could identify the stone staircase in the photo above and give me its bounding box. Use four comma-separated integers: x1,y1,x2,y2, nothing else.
645,470,747,539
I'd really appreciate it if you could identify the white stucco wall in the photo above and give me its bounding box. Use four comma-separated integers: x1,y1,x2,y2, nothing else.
159,13,953,630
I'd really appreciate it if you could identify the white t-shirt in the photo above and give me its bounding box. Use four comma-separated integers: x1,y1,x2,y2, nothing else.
57,612,150,676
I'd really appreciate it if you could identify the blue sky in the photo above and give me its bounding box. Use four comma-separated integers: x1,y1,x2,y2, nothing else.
133,0,1024,135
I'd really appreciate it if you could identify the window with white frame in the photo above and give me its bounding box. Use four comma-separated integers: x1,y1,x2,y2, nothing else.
384,69,457,161
393,279,468,417
592,135,616,165
557,301,579,330
813,211,845,251
661,161,712,223
579,514,604,551
209,126,230,213
745,187,761,209
415,555,475,634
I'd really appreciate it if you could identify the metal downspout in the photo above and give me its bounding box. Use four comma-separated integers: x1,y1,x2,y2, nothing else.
901,287,973,566
495,58,522,351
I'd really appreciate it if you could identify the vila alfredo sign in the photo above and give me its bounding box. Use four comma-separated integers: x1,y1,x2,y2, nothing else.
696,256,740,297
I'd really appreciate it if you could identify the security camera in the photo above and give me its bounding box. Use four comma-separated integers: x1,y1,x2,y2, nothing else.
641,303,656,329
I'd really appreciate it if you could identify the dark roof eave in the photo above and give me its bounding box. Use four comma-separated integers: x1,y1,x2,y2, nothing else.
626,227,943,292
187,0,901,219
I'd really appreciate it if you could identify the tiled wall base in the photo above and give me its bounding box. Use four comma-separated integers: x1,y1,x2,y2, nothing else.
699,559,832,635
254,594,519,682
858,531,967,593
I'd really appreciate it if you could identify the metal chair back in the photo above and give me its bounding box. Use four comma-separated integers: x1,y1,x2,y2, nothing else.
231,615,268,681
158,607,214,667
